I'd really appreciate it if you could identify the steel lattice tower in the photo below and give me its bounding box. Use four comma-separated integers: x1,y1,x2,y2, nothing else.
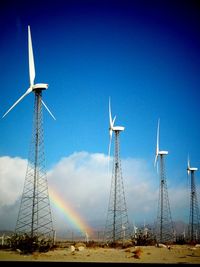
187,159,200,242
154,119,174,244
104,129,131,243
15,89,54,243
156,153,174,243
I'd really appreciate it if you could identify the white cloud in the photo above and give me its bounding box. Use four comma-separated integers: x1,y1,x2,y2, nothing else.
48,152,109,223
47,153,160,231
122,157,158,223
0,156,27,207
169,186,189,222
0,152,190,233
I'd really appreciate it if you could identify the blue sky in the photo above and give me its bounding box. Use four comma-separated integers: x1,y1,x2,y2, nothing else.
0,0,200,233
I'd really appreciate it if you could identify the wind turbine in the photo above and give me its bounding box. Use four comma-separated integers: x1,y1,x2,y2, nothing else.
187,155,200,242
133,223,138,239
143,219,148,237
85,232,89,243
187,155,198,175
2,26,55,247
122,224,126,242
104,97,130,243
2,26,55,120
108,97,124,170
154,119,168,170
154,118,174,244
183,227,186,239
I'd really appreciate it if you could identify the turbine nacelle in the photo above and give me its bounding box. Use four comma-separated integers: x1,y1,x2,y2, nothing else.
32,83,48,91
158,151,168,155
188,167,198,172
112,126,125,132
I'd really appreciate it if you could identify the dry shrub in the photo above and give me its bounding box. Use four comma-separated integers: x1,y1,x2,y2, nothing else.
132,248,143,259
75,242,86,249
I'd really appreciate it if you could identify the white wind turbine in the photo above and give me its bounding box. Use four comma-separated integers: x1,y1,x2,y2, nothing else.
187,155,198,176
187,155,198,193
154,118,174,243
187,155,199,242
2,25,55,120
108,97,124,170
154,118,168,171
183,227,186,239
2,25,55,244
122,224,126,241
133,223,138,239
143,219,148,237
85,232,89,243
104,97,130,242
187,155,198,191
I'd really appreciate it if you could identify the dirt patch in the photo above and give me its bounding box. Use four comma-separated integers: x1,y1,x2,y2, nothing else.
0,245,200,263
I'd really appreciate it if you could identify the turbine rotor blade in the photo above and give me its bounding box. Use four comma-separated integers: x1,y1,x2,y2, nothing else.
108,130,112,156
109,128,112,138
109,97,113,129
154,154,158,168
156,160,159,174
108,128,113,174
187,155,190,169
187,154,190,176
112,115,116,127
156,118,160,156
154,118,160,169
2,87,32,118
28,25,35,86
41,100,56,120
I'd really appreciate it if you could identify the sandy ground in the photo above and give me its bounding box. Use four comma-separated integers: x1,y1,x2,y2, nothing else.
0,245,200,264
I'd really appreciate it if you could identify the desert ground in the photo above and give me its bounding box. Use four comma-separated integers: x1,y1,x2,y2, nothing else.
0,243,200,264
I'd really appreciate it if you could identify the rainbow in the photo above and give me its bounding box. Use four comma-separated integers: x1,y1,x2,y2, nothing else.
49,188,93,236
